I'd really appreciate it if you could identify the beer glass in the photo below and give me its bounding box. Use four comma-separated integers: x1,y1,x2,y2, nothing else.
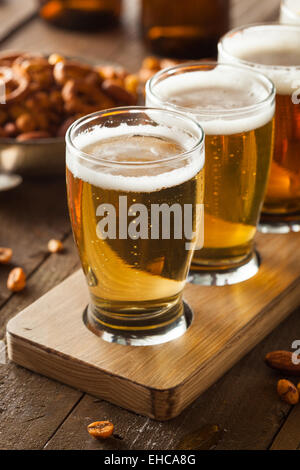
146,63,275,285
66,107,204,346
280,0,300,24
141,0,230,58
219,24,300,233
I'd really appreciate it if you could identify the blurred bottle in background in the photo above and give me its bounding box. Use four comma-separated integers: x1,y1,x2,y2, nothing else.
141,0,230,59
39,0,122,30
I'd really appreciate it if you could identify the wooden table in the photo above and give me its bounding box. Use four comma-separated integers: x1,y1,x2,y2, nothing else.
1,0,298,451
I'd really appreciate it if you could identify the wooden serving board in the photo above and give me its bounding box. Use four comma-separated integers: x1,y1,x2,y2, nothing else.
6,232,300,421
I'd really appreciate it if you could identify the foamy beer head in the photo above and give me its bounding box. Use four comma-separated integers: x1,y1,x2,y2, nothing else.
280,0,300,24
146,63,275,135
66,107,205,345
218,24,300,95
66,109,204,193
146,63,275,283
219,25,300,219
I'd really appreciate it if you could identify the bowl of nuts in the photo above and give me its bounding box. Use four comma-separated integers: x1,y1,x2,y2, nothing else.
0,51,139,176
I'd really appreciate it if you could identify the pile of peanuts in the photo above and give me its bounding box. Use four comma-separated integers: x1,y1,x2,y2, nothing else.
0,55,179,285
0,52,139,141
0,53,180,141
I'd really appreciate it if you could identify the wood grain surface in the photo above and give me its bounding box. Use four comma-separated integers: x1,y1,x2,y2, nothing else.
7,230,300,420
2,0,298,450
0,0,36,43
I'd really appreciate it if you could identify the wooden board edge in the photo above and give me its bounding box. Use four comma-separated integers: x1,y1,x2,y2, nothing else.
170,276,300,414
6,330,182,421
6,272,300,420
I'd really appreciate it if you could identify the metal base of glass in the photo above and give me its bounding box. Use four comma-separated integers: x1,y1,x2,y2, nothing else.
189,251,260,286
259,214,300,234
83,302,193,346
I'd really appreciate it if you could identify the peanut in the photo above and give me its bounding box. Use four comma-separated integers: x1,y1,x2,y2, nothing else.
0,247,12,264
114,67,127,80
265,351,300,376
277,379,299,405
48,239,64,253
138,68,156,84
97,65,118,80
34,112,49,131
102,79,136,105
7,267,26,292
24,97,37,111
49,89,64,109
16,113,36,133
87,421,114,440
48,53,65,65
9,105,26,120
142,56,160,70
34,91,51,108
124,74,139,96
84,71,102,87
0,109,8,124
4,122,18,137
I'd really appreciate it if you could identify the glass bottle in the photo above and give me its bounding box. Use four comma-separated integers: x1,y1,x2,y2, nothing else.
141,0,230,59
38,0,122,31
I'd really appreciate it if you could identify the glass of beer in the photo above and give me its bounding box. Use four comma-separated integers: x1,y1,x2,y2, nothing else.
66,107,204,345
280,0,300,24
146,63,275,285
219,24,300,233
141,0,230,59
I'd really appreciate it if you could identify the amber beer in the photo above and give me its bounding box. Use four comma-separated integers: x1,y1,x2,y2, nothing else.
39,0,121,30
141,0,230,58
66,108,204,345
219,24,300,230
146,63,275,285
